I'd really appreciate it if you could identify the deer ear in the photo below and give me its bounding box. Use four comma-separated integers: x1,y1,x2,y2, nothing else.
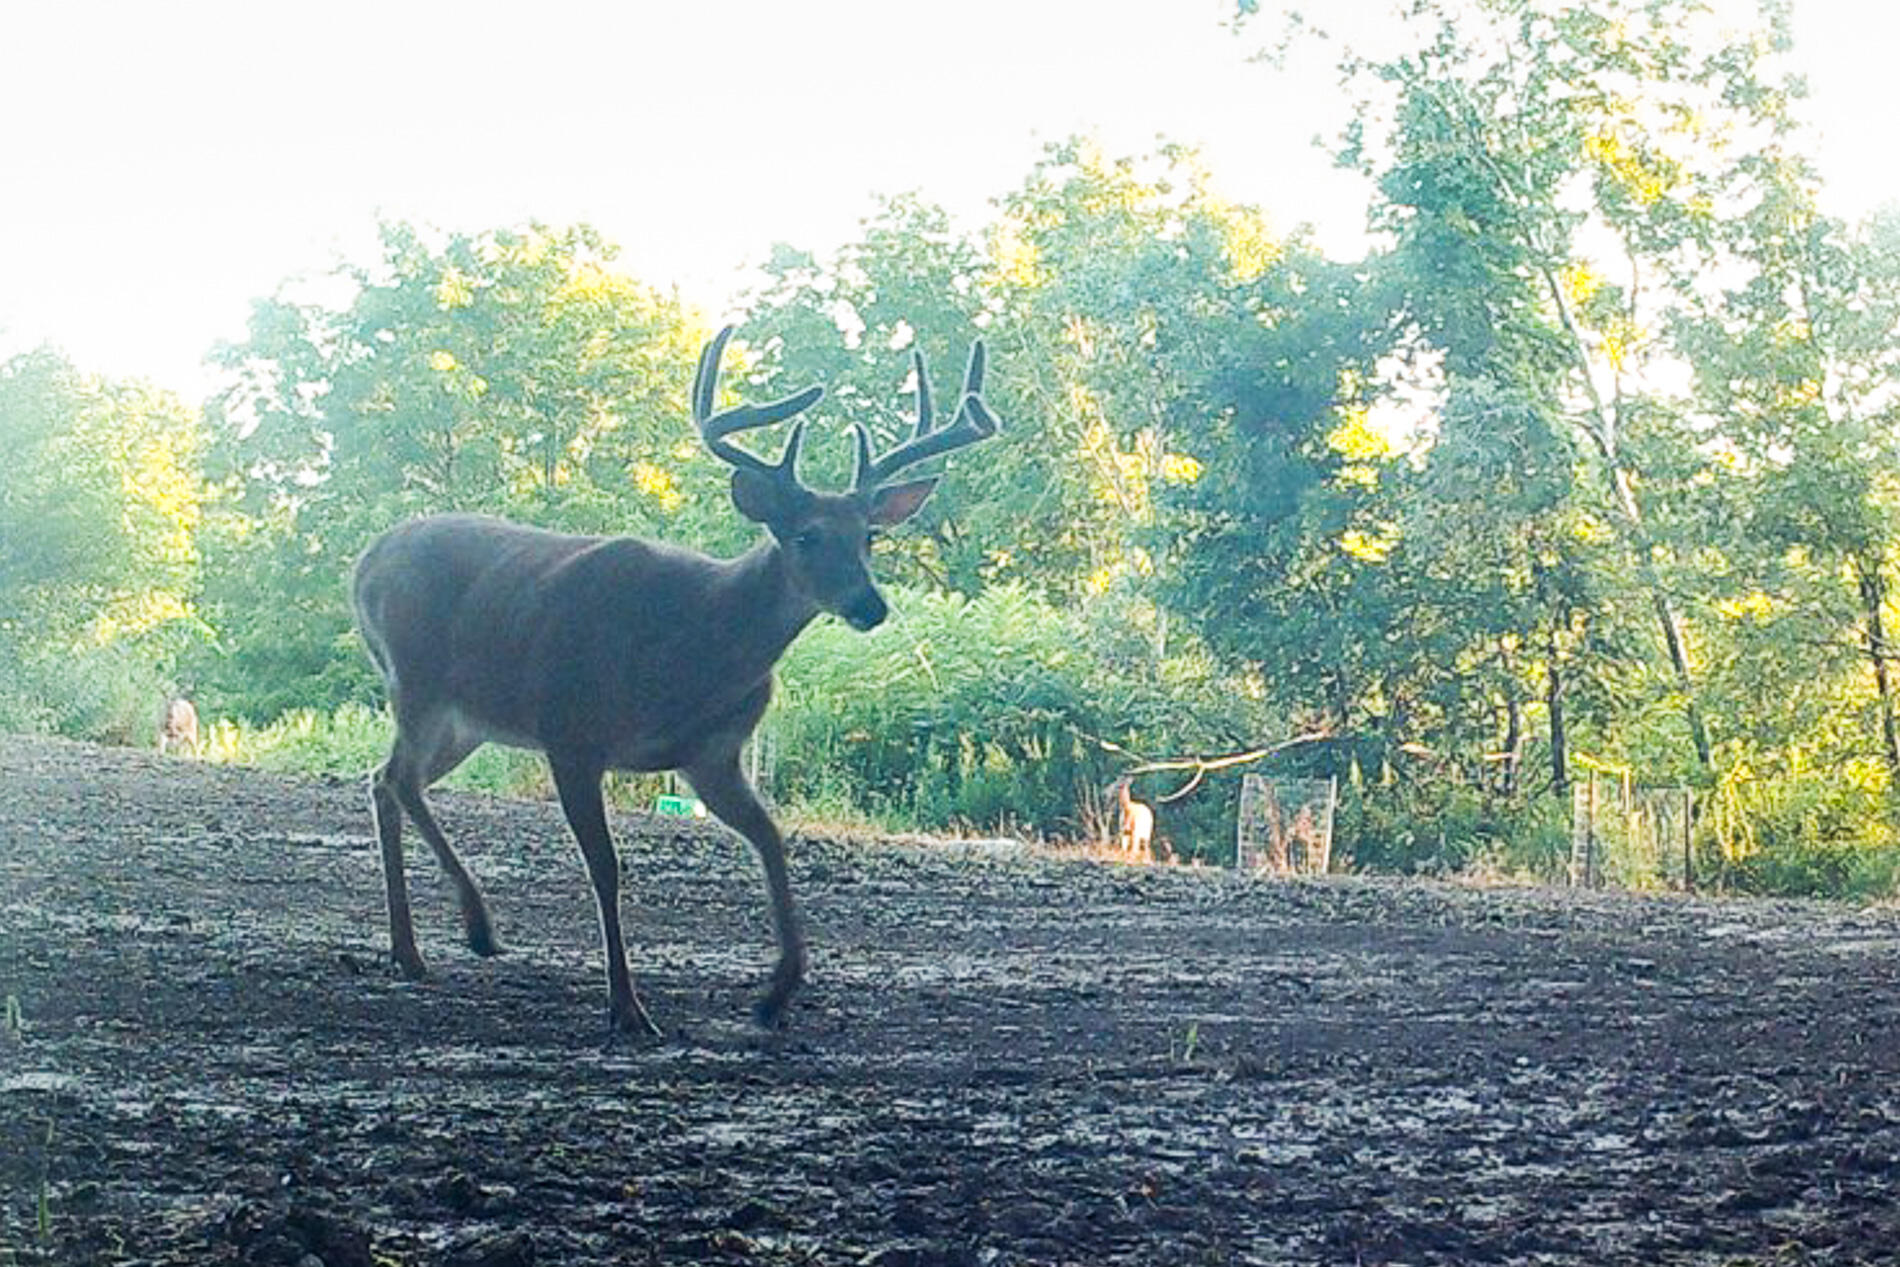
869,478,937,527
731,469,803,525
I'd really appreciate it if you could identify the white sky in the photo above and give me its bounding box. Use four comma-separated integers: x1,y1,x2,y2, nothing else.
0,0,1892,402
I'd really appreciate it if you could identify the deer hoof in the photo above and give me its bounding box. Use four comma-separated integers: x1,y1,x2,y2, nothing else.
752,989,799,1031
392,948,429,981
753,954,805,1030
610,996,664,1041
465,914,500,958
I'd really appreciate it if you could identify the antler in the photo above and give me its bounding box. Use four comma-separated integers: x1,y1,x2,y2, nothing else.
853,339,1000,495
693,326,825,481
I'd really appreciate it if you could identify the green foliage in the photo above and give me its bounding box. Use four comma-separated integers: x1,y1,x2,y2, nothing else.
1709,770,1900,898
0,350,205,641
196,222,715,716
1149,245,1398,735
201,703,553,799
1335,777,1571,878
1285,0,1819,784
205,703,393,777
0,349,206,742
771,584,1257,843
741,194,1035,596
1675,200,1900,787
1214,0,1900,890
0,641,174,746
9,56,1900,899
771,584,1103,833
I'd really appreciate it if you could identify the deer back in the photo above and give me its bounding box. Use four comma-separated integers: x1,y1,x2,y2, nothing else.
353,514,812,769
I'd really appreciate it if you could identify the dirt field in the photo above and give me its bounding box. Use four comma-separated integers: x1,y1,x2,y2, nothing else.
4,733,1900,1265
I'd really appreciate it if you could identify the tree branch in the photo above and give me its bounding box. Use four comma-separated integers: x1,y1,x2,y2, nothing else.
1074,727,1334,803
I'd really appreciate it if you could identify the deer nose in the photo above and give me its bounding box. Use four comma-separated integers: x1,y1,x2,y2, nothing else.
841,589,888,632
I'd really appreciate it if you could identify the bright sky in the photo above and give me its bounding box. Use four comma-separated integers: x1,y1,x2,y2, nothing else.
1,0,1893,403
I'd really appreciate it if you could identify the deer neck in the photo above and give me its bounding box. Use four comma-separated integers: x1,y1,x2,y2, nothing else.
723,537,821,666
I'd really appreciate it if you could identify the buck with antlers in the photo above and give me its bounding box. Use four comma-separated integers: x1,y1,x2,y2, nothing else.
351,326,999,1035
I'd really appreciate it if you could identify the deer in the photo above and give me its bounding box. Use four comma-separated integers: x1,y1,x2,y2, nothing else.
350,326,999,1036
159,697,200,757
1116,778,1154,862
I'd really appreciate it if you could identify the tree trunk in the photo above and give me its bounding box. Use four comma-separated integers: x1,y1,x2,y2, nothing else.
1856,558,1900,782
1541,267,1713,775
1546,622,1569,797
1498,638,1522,798
1644,576,1713,770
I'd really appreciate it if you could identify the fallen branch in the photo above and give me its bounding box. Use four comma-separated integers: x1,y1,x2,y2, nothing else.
1074,729,1333,804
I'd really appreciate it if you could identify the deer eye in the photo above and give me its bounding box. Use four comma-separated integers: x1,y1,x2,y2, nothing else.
791,529,820,550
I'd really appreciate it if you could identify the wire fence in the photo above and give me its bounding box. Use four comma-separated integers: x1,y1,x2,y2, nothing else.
1570,774,1696,891
1237,774,1338,876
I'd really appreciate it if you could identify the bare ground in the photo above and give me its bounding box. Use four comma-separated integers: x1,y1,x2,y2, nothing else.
4,733,1900,1266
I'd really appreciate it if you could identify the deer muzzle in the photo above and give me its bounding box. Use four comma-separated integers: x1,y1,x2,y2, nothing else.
840,589,889,632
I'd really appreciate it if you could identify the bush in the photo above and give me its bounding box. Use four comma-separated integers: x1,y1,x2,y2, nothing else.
770,584,1259,840
1707,769,1900,899
1336,781,1571,880
206,703,392,775
204,703,553,799
0,638,173,747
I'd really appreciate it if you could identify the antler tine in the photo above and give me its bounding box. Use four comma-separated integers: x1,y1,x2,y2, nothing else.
692,325,824,477
855,338,999,494
691,327,730,426
912,348,936,439
852,348,936,490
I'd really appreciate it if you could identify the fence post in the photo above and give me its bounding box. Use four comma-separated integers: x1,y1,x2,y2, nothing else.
1681,786,1695,893
1318,776,1338,874
1584,774,1600,888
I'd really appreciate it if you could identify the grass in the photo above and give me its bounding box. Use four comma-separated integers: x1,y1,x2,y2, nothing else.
199,705,699,814
126,701,1900,900
200,705,551,799
170,702,1196,857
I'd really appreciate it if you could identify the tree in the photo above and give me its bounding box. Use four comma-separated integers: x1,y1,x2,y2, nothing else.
1249,0,1816,781
991,140,1292,609
742,146,1296,611
740,195,1003,593
199,221,711,717
1681,189,1900,786
0,348,205,735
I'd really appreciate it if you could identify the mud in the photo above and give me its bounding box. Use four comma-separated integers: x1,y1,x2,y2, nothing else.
4,733,1900,1265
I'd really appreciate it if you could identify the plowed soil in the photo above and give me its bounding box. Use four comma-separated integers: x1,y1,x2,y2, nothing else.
4,733,1900,1265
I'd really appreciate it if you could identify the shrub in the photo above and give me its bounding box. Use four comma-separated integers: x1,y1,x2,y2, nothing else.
0,639,172,747
1707,769,1900,899
1336,781,1571,880
770,584,1257,840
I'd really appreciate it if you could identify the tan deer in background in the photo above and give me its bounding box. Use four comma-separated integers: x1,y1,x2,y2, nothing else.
1117,778,1155,862
158,697,200,757
351,327,999,1035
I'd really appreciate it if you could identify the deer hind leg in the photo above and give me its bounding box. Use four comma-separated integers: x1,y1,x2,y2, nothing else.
373,719,495,975
548,753,659,1038
683,753,807,1030
370,755,428,980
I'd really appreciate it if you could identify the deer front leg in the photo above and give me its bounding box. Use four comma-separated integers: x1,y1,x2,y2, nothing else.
683,754,807,1029
549,754,661,1039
